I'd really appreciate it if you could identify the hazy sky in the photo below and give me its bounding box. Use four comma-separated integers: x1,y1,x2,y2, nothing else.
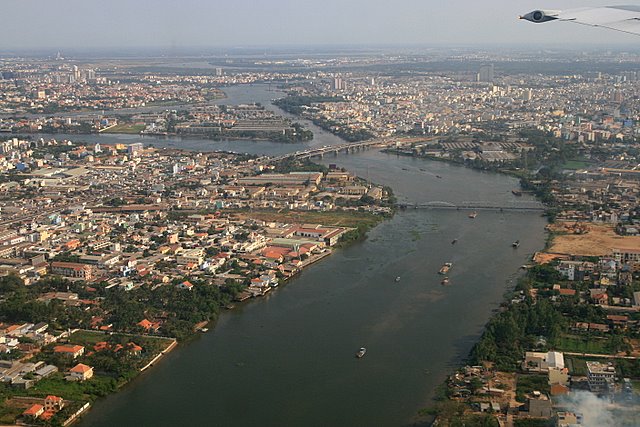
2,0,638,50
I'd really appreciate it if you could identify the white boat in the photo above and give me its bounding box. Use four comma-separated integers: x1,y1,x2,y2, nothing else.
356,347,366,358
395,276,401,282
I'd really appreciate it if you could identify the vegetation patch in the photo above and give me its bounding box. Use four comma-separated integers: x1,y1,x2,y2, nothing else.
102,123,146,134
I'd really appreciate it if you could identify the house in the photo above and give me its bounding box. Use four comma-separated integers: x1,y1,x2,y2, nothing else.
558,288,576,297
607,314,629,329
23,404,44,418
556,411,582,426
44,395,64,411
589,288,609,305
176,280,194,291
137,319,161,333
550,384,570,396
525,392,552,418
67,363,93,381
127,342,143,356
34,365,58,380
53,344,84,359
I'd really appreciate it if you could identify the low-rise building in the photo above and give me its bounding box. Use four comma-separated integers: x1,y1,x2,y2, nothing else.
53,344,85,359
67,363,93,381
50,261,93,280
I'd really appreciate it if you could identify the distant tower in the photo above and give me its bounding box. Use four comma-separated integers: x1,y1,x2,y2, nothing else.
72,65,81,82
215,67,223,77
477,64,495,83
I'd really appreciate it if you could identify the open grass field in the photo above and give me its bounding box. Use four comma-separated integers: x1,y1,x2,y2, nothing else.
565,356,589,376
561,160,592,170
102,123,146,134
555,334,611,354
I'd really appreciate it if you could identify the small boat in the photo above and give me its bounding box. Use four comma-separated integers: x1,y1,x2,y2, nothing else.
395,276,401,282
441,277,449,285
451,239,458,245
435,175,442,179
356,347,366,358
512,190,522,196
512,240,520,248
200,328,209,333
439,262,452,275
468,212,477,219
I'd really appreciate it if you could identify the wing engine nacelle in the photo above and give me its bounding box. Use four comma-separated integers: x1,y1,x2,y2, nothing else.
519,10,561,23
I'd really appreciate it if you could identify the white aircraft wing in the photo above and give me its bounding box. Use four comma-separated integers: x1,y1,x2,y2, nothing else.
521,5,640,36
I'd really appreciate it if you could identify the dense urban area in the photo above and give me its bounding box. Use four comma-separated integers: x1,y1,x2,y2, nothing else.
0,49,639,426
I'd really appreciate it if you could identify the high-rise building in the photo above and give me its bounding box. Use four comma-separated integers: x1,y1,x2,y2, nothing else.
333,76,347,91
215,67,223,77
477,64,495,83
72,65,81,82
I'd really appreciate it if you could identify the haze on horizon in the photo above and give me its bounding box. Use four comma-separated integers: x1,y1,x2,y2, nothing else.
2,0,639,51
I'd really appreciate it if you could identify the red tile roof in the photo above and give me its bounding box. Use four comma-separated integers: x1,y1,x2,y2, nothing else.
70,363,92,373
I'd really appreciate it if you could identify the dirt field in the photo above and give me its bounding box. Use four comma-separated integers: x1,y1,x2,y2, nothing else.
548,221,640,256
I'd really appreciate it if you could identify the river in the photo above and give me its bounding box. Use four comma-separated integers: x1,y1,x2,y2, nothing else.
52,85,546,427
15,84,345,157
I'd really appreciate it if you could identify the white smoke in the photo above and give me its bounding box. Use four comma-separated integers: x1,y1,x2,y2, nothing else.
561,391,615,427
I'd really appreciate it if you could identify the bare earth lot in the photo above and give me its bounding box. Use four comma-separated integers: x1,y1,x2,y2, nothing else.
549,222,640,256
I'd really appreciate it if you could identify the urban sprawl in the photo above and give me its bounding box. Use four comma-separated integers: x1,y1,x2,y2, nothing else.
0,51,639,426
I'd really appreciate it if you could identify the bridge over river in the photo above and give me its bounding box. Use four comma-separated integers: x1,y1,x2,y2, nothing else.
262,136,440,164
397,200,546,212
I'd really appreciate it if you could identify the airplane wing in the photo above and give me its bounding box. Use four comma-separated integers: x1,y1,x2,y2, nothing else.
521,5,640,36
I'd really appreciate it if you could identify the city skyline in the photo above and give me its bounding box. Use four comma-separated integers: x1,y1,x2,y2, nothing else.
2,0,640,50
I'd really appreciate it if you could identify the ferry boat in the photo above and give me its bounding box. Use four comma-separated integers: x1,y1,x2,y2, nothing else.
356,347,367,358
441,277,449,285
512,240,520,248
439,262,452,275
468,211,478,218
